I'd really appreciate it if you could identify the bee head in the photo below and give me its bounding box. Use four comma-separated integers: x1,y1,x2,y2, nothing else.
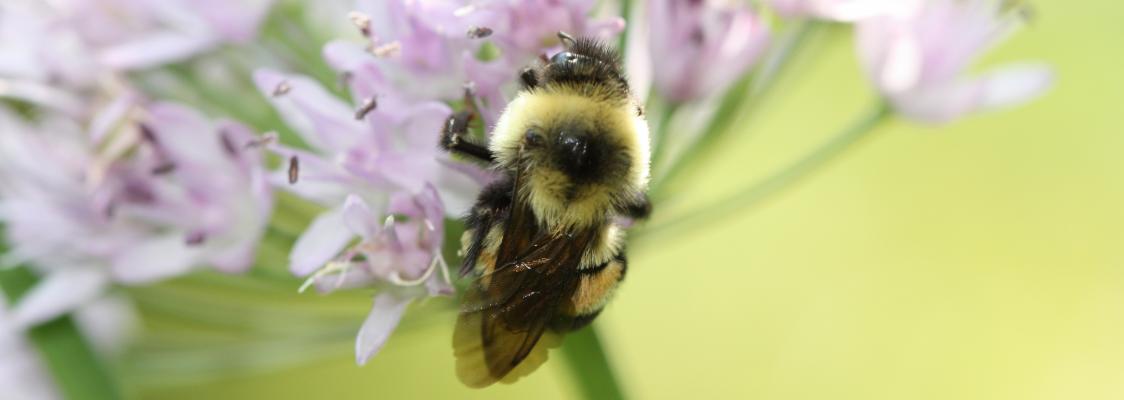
522,123,620,186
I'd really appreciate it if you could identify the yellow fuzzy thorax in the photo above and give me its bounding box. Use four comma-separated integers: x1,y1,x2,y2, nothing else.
489,86,650,231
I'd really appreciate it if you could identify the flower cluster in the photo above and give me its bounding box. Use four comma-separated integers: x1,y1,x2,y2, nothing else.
0,98,273,327
0,0,273,115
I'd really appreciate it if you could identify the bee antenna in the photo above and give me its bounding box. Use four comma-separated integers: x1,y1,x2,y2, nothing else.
557,31,576,49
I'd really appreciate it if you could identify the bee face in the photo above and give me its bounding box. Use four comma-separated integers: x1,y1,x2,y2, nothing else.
522,122,621,186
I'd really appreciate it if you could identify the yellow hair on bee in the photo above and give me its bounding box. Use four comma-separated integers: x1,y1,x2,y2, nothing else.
489,87,650,231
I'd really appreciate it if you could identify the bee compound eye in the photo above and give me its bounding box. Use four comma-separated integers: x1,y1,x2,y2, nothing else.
550,51,577,66
524,129,543,147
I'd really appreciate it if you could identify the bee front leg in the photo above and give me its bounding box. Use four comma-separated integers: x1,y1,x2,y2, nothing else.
440,111,495,164
621,193,652,220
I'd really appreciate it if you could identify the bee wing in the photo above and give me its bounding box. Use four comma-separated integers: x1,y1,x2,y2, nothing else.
454,229,596,387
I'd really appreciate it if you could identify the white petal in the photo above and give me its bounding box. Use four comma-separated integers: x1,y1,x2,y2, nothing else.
342,195,379,239
98,31,216,70
355,292,412,366
880,35,922,93
11,268,107,328
978,63,1055,110
72,294,138,355
289,205,353,276
111,235,203,284
251,69,366,153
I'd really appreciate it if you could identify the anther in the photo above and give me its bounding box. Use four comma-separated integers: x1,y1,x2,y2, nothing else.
273,80,291,97
288,155,299,184
467,26,493,39
355,97,377,120
348,11,372,37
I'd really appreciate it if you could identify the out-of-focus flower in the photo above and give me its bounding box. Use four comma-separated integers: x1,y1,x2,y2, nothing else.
0,100,273,327
648,0,770,103
856,0,1053,123
0,0,273,113
0,294,135,400
767,0,919,21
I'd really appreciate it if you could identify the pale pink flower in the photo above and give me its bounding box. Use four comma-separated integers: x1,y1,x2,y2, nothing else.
0,99,273,327
0,0,272,114
253,66,475,363
648,0,770,103
856,0,1052,123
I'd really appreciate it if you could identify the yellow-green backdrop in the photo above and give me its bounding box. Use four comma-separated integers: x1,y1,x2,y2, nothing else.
144,3,1124,399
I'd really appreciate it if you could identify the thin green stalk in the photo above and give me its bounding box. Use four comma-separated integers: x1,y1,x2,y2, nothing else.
651,21,817,201
635,103,891,244
560,325,627,400
617,0,633,52
0,266,122,400
648,99,680,172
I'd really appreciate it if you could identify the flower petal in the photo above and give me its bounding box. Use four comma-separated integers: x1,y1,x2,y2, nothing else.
98,31,216,70
978,63,1054,110
355,292,412,366
11,268,107,328
342,195,379,239
289,204,353,276
111,234,203,284
252,69,366,152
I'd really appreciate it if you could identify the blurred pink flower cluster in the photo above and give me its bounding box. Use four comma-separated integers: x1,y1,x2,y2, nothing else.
771,0,1052,122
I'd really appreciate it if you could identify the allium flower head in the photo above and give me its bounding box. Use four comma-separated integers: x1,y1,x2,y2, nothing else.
856,0,1053,123
648,0,770,103
0,99,273,327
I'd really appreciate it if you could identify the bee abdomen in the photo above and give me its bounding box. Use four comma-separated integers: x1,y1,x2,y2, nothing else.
553,251,627,332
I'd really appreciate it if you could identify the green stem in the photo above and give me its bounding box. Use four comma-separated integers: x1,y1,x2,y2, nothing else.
617,0,633,53
0,267,122,400
635,103,891,243
560,325,627,400
648,99,680,173
650,21,817,202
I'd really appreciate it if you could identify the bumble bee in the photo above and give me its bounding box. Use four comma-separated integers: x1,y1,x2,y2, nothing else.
439,33,651,387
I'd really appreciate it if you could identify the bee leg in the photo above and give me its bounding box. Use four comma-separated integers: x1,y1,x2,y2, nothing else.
461,178,514,276
440,110,495,164
519,67,539,90
621,193,652,220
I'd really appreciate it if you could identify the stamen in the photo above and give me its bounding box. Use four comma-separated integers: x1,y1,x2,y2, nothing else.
354,97,377,120
273,80,291,97
467,26,493,39
370,41,401,58
219,130,239,157
338,71,353,92
139,124,159,145
298,260,351,293
151,162,176,175
185,232,206,245
242,132,278,149
348,11,372,37
288,155,299,184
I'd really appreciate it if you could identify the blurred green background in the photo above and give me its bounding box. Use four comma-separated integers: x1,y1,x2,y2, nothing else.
141,2,1124,399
